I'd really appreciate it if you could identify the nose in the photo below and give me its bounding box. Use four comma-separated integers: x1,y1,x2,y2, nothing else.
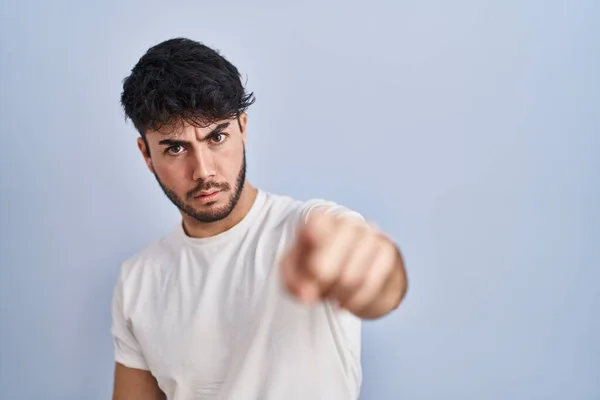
191,147,216,181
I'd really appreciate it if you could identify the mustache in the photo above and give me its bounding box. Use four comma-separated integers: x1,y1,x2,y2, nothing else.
186,181,230,200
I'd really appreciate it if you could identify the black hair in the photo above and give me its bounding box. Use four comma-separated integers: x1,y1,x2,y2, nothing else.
120,37,255,136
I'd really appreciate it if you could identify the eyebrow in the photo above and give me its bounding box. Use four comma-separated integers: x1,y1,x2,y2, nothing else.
158,122,230,146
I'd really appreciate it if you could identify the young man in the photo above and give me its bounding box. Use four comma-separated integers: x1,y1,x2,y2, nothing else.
111,37,408,400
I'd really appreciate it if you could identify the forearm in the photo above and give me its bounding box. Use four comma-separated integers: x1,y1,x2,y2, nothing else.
113,363,166,400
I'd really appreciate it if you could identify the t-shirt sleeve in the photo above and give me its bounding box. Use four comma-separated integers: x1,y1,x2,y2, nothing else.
301,198,366,225
111,267,149,370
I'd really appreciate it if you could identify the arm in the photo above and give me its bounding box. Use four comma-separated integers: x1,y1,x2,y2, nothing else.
113,363,166,400
111,267,166,399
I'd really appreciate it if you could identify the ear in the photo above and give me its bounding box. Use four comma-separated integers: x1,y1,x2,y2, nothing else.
238,113,248,145
137,137,155,173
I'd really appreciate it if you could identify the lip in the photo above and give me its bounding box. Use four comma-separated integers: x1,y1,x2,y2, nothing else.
197,190,219,197
194,190,221,203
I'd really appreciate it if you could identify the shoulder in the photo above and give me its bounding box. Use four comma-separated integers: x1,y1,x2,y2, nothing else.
260,190,365,226
115,229,182,295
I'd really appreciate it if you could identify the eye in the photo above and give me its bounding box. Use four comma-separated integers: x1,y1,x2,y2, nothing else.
166,145,186,155
210,132,228,144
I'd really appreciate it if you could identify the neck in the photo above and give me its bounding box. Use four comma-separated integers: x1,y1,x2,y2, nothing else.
181,182,258,239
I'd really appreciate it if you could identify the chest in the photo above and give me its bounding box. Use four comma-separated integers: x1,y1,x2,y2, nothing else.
128,231,292,390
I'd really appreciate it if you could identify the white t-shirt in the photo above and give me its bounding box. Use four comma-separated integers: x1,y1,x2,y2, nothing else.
111,190,363,400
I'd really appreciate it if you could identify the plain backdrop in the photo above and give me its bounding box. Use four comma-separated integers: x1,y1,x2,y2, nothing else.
0,1,598,399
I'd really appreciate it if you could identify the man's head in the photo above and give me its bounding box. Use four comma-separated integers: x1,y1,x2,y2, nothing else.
120,38,255,223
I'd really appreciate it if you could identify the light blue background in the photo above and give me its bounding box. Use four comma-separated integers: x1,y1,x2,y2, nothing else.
1,1,598,399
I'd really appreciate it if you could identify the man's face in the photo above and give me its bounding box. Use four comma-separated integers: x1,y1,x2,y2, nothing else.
138,115,247,223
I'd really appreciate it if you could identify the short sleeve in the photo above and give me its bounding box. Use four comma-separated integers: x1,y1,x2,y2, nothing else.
111,268,149,370
302,199,365,225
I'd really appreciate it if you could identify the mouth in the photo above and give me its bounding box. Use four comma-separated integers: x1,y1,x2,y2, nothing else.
194,190,221,203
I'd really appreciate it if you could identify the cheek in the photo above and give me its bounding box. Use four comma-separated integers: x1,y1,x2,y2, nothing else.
215,146,243,178
154,161,190,187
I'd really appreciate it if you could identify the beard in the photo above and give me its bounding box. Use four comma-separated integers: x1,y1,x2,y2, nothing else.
153,149,247,223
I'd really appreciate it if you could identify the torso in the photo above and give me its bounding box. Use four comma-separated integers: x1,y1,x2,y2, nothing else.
115,191,362,399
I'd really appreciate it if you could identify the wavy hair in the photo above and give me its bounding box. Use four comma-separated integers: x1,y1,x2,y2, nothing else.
121,37,255,136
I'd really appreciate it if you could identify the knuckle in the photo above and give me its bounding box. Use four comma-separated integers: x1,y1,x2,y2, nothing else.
382,241,398,263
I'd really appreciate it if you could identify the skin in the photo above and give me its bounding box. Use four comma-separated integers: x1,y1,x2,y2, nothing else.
139,113,258,239
281,210,408,319
113,363,165,400
113,113,408,399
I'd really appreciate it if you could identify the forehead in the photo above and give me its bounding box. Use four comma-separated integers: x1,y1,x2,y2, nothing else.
146,118,235,141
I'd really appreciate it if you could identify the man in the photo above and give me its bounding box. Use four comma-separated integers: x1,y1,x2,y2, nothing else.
111,37,408,400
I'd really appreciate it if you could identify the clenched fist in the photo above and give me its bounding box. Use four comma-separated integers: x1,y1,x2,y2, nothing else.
280,209,407,319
